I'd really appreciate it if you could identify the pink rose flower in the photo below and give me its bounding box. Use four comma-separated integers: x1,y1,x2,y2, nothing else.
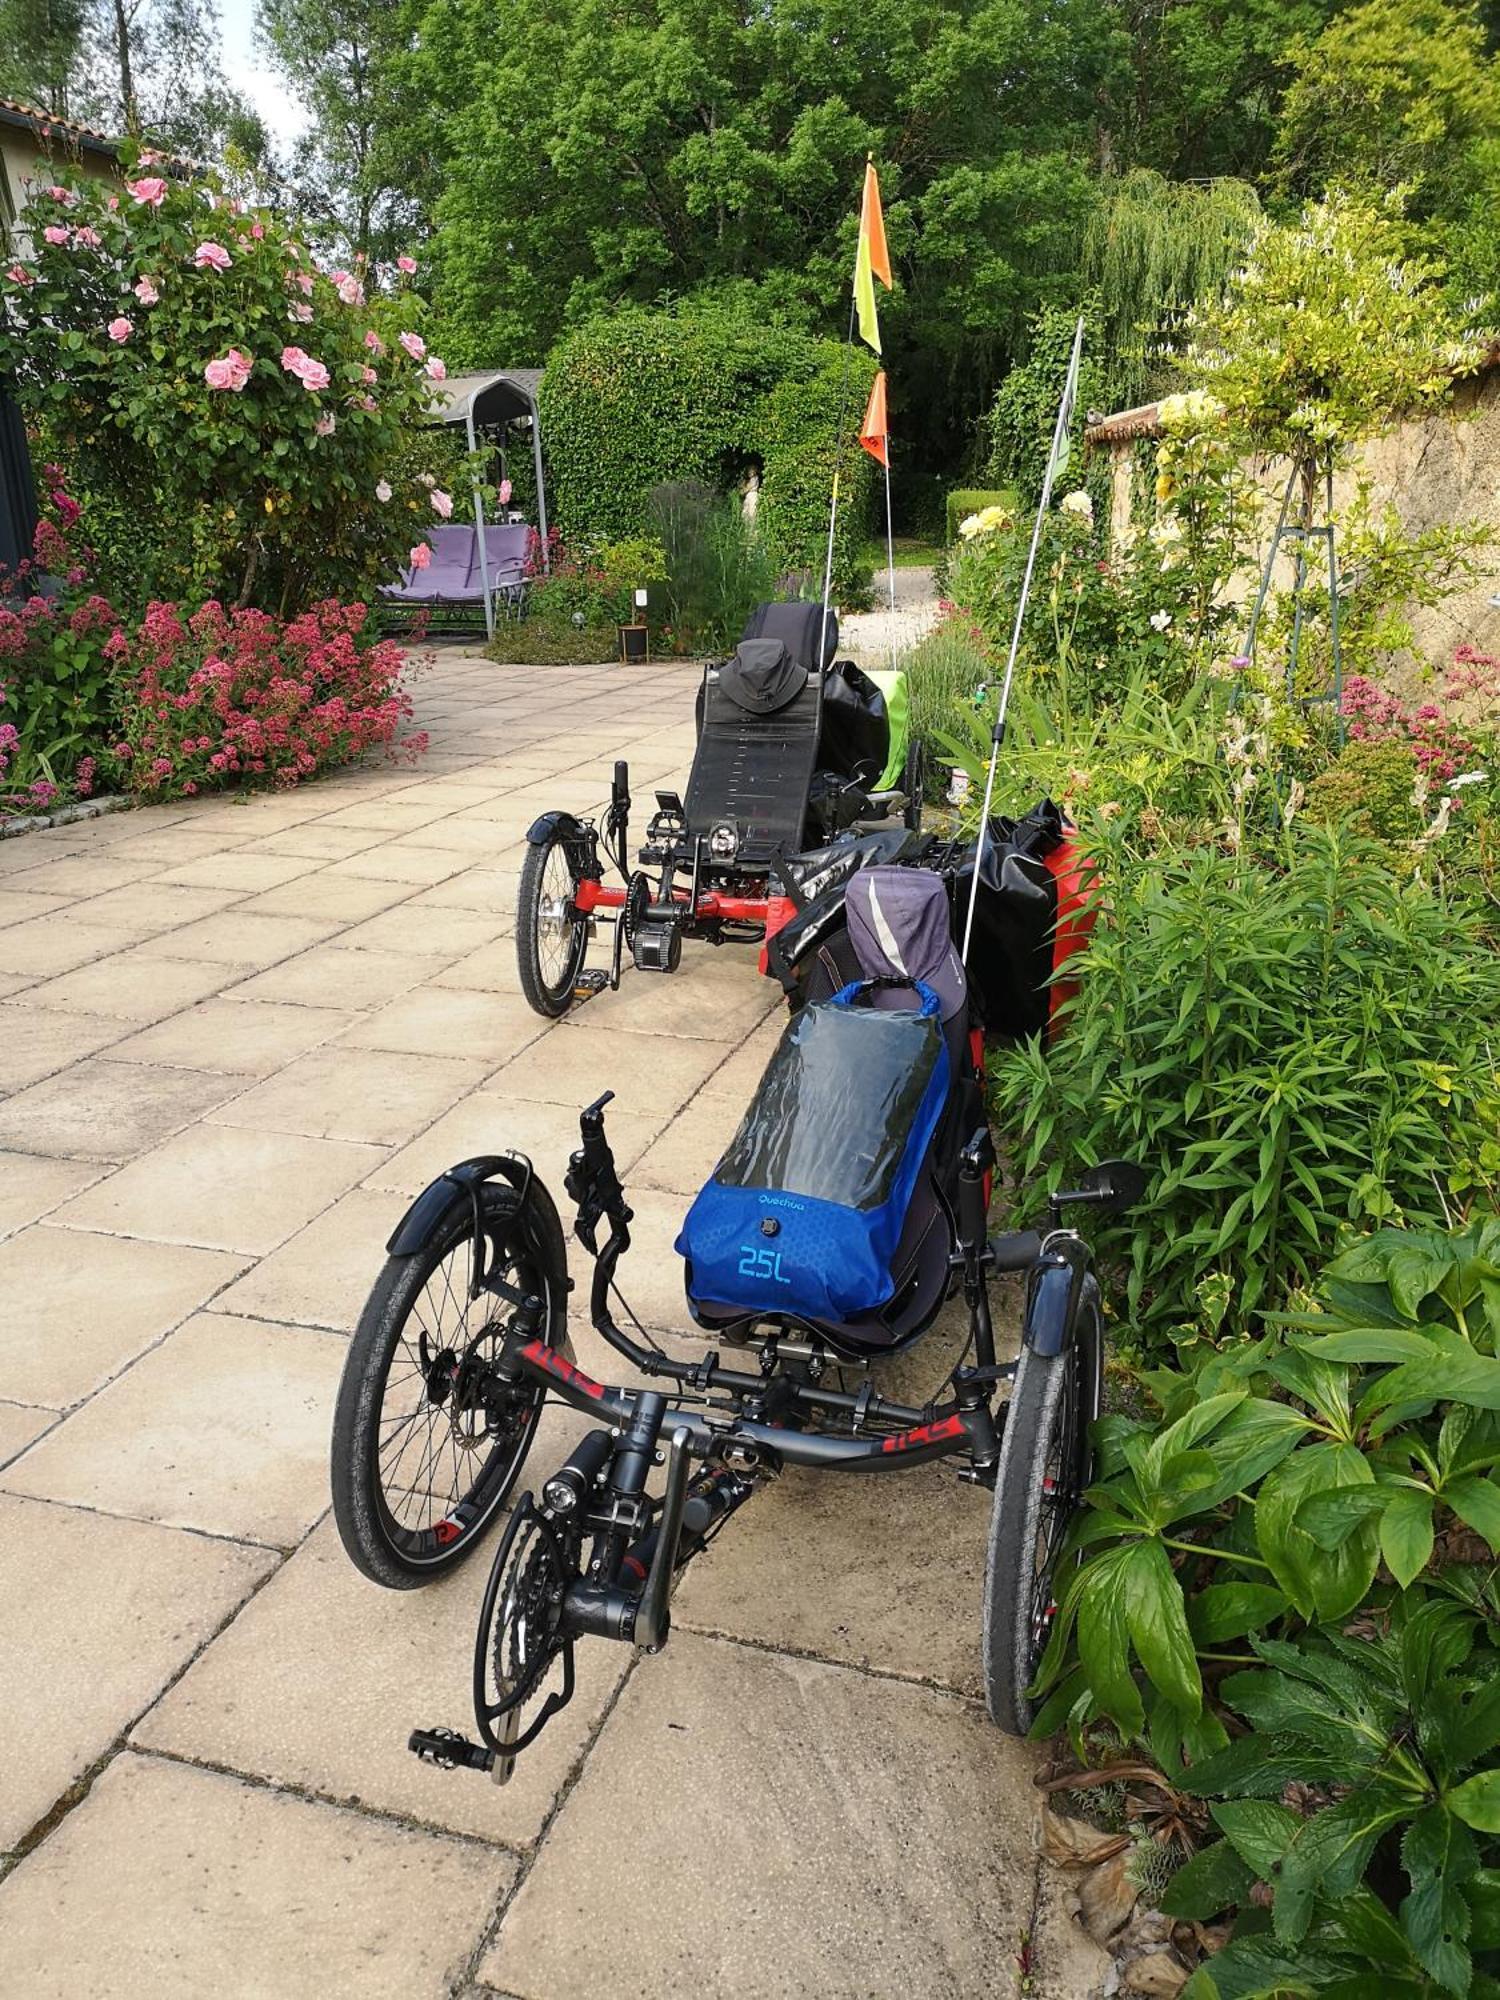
134,274,160,304
289,301,313,322
337,273,365,306
410,543,432,570
315,412,336,436
106,195,119,211
358,394,377,410
251,221,264,239
72,226,102,248
431,488,453,518
107,316,133,343
425,356,446,381
361,365,377,384
376,480,393,502
397,254,417,274
6,264,34,287
193,241,232,271
42,225,69,246
363,329,384,354
280,345,330,391
127,176,168,207
295,271,314,295
398,331,425,360
498,478,513,505
47,185,76,205
204,347,253,391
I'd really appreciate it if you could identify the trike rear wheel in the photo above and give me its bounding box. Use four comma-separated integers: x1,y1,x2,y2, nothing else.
330,1179,568,1589
516,835,589,1018
981,1285,1102,1735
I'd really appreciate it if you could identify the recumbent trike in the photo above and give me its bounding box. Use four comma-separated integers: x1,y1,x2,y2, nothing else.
329,863,1141,1777
513,600,924,1018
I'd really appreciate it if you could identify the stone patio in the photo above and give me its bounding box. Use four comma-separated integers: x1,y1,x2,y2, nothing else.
0,647,1065,1998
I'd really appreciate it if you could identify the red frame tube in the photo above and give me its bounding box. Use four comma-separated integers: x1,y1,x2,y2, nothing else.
572,878,773,925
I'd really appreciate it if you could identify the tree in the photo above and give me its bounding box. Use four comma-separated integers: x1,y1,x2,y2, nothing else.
258,0,429,261
0,0,89,117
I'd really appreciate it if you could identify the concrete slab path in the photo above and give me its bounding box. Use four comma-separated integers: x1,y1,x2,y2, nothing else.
0,647,1060,1999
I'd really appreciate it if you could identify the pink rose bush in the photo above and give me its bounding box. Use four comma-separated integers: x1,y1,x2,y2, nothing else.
0,153,451,614
397,255,417,274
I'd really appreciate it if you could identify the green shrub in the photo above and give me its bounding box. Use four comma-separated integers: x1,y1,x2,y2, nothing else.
902,613,994,796
538,305,874,603
0,157,448,617
486,619,618,666
1304,737,1425,842
945,488,1017,544
647,481,780,653
991,823,1500,1354
1032,1220,1500,1996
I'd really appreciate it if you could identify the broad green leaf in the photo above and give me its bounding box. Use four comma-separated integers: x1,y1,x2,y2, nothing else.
1160,1838,1255,1920
1386,1242,1453,1320
1123,1539,1202,1715
1188,1584,1290,1645
1294,1326,1433,1365
1380,1488,1435,1588
1255,1444,1379,1624
1294,1484,1388,1550
1277,1784,1414,1946
1468,1868,1500,1953
1077,1543,1145,1738
1449,1770,1500,1832
1446,1475,1500,1552
1401,1806,1475,1995
1211,1798,1302,1878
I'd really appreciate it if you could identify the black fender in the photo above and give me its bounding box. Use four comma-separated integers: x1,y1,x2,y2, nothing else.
1022,1235,1090,1357
385,1154,533,1256
525,809,588,847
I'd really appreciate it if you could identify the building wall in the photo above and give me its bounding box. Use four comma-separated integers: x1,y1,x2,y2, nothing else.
1094,369,1500,693
1,127,120,261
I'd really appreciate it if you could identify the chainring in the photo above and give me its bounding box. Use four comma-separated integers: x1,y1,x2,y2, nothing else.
622,870,651,949
479,1498,574,1726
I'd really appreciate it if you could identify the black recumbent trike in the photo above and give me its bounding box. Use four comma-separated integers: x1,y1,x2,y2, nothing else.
513,600,923,1018
330,861,1141,1780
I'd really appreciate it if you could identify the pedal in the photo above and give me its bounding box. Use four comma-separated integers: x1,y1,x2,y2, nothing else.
574,970,609,996
408,1726,494,1775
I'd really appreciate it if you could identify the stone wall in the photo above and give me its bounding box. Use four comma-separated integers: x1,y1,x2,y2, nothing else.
1089,369,1500,694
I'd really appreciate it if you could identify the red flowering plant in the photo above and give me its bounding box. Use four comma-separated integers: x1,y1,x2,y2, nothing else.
0,149,450,616
105,597,427,801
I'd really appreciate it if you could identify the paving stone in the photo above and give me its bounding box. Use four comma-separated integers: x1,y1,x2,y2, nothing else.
64,880,247,935
0,1226,246,1407
429,936,524,993
400,860,525,913
229,942,447,1009
140,910,343,965
51,1124,387,1255
236,874,416,924
0,1152,104,1238
368,1090,664,1200
20,947,233,1022
630,1093,740,1196
0,853,161,897
481,1632,1040,2000
573,950,780,1041
2,1312,345,1545
0,1499,274,1851
155,851,321,892
0,1055,236,1161
0,888,68,927
135,1517,632,1847
336,904,507,959
0,1005,127,1092
211,1186,413,1330
0,917,140,979
240,824,393,859
324,843,467,886
337,985,552,1063
498,1021,738,1113
101,997,360,1075
209,1046,492,1147
698,1011,784,1099
0,1400,56,1463
0,1753,514,1994
387,816,517,857
675,1456,993,1695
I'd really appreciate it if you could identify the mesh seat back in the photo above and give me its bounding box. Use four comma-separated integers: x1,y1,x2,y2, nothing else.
685,658,823,865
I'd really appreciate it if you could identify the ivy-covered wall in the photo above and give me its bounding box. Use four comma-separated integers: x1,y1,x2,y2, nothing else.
539,308,876,603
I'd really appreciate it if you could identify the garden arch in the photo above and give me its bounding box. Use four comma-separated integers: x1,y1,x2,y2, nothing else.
430,369,551,639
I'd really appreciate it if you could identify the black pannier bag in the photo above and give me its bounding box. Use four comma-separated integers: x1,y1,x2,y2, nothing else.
945,799,1092,1042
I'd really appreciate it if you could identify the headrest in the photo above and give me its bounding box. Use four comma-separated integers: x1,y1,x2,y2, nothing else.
846,867,968,1022
719,639,809,715
740,600,839,673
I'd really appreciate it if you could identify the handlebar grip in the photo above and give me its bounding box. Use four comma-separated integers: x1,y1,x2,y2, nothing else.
990,1229,1043,1273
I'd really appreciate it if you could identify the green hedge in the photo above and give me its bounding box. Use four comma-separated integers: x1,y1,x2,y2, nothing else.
539,308,875,604
945,487,1017,543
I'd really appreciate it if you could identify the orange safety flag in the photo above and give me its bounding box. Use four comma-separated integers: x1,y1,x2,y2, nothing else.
859,370,889,466
853,160,892,355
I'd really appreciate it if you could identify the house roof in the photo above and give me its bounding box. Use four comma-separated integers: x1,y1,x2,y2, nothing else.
0,98,120,164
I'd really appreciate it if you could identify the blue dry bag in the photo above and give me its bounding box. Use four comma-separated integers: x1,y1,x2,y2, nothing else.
676,979,951,1323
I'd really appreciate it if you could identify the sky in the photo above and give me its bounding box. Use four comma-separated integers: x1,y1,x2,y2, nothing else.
217,0,311,151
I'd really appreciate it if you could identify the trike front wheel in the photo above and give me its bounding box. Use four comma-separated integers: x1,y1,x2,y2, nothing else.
330,1178,569,1589
981,1285,1102,1735
516,834,589,1018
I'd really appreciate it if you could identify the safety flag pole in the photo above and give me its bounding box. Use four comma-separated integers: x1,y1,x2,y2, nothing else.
961,314,1085,964
821,158,893,666
857,367,896,671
